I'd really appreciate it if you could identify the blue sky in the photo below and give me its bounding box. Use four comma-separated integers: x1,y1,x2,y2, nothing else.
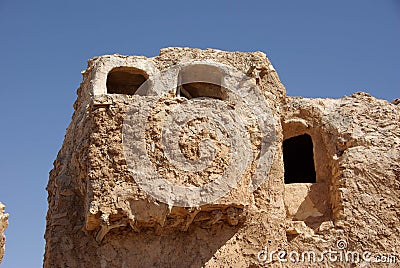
0,0,398,266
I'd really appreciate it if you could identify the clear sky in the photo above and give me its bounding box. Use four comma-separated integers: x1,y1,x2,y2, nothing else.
0,0,398,267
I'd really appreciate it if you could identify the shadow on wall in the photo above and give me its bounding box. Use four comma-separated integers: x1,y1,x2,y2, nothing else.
96,224,240,267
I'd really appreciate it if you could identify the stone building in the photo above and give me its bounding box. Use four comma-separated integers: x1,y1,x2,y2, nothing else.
45,47,399,267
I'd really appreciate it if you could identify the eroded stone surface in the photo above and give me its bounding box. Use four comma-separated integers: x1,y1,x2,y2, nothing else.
282,93,400,266
45,48,400,267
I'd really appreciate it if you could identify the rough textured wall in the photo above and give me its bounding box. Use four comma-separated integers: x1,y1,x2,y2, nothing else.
45,47,400,267
0,202,8,264
282,93,400,266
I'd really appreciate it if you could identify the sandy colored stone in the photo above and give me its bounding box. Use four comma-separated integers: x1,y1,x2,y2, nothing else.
0,202,8,264
45,48,400,267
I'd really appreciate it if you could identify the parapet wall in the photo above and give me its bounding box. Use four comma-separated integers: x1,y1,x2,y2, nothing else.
45,47,400,267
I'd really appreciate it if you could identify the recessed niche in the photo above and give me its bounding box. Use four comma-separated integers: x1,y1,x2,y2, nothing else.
177,64,226,100
106,67,148,95
283,134,316,184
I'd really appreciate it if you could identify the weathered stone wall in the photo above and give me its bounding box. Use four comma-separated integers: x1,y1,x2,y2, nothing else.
45,48,400,267
282,93,400,265
0,202,8,264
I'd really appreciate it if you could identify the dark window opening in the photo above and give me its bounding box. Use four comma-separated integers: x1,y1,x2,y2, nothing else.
106,67,148,95
283,134,316,183
177,64,226,100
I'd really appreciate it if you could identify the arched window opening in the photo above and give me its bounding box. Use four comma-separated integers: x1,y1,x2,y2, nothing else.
106,67,148,95
177,64,226,100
